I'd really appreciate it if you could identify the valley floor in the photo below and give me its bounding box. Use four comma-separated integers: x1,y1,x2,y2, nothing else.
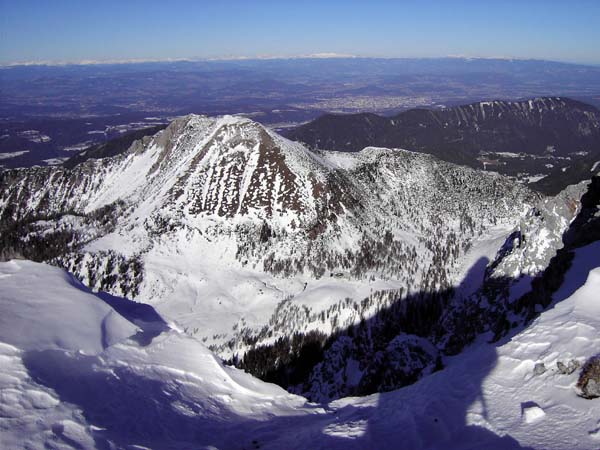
1,241,599,449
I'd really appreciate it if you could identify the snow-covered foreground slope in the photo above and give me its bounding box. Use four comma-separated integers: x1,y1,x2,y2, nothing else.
0,260,138,353
0,261,316,449
353,241,600,450
2,246,599,450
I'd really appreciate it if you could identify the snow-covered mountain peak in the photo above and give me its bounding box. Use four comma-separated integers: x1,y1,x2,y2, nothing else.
167,115,325,219
0,114,540,358
110,113,341,222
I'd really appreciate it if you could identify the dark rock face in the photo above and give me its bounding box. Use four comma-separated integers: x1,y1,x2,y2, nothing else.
557,360,580,375
533,363,547,375
578,356,600,398
287,97,600,157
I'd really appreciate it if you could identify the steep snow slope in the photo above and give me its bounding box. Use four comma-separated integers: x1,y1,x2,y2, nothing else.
238,176,598,401
0,261,315,450
1,246,599,450
0,260,137,353
0,115,537,357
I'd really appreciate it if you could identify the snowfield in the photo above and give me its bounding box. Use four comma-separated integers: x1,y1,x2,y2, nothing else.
1,240,599,449
0,261,138,353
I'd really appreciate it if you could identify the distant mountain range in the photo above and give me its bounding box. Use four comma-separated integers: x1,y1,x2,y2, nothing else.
285,97,600,194
2,57,600,170
49,96,600,196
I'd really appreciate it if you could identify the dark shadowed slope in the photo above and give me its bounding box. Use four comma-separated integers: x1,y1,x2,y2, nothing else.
63,124,167,169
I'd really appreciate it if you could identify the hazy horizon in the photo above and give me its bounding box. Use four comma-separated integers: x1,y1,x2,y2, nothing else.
2,0,599,65
2,55,600,69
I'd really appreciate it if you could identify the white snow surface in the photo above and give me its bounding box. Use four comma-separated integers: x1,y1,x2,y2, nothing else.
1,243,599,449
0,150,29,160
0,260,137,353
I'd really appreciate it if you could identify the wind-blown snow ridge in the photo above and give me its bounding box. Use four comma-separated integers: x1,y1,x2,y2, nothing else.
0,260,138,353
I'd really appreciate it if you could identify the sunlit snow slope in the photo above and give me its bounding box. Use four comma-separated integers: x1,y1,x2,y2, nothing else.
1,247,599,449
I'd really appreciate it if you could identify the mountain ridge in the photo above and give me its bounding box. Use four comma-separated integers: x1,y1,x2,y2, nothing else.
285,97,600,192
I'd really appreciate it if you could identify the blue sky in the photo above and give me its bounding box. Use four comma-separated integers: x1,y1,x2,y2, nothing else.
1,0,599,65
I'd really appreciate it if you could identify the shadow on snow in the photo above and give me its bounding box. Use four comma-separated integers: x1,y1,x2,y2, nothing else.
23,177,600,449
